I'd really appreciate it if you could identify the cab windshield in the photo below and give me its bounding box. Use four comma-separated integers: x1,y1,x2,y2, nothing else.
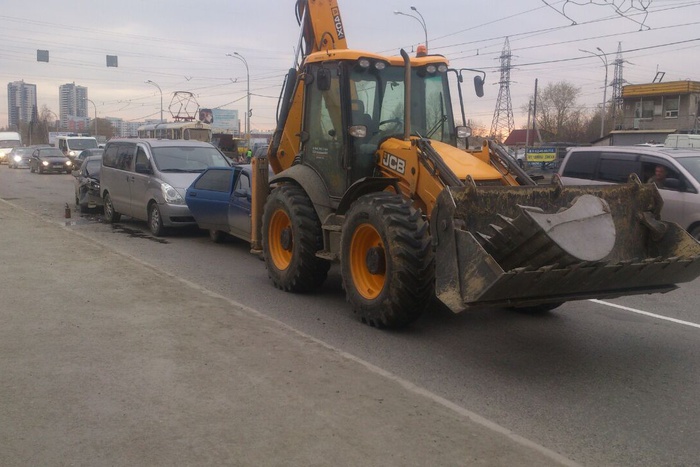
349,63,456,151
152,146,230,172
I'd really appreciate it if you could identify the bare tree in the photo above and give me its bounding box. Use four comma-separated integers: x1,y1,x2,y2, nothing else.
523,81,591,142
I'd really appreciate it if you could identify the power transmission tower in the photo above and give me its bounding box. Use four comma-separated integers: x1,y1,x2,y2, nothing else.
610,42,626,130
490,37,515,142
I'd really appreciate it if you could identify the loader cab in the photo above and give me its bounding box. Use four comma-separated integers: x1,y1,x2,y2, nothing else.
301,55,458,199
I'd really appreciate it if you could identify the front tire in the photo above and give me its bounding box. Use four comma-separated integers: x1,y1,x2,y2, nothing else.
148,202,165,237
103,192,121,223
341,193,434,328
262,185,329,292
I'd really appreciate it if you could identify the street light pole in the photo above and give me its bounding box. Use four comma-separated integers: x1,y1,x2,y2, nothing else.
580,48,609,138
394,6,428,52
84,98,97,137
226,52,251,151
145,80,163,122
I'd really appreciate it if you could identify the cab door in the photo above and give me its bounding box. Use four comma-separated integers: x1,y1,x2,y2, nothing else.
228,169,252,240
302,63,348,199
186,167,236,231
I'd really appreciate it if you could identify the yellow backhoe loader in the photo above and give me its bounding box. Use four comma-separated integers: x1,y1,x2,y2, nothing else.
247,0,700,327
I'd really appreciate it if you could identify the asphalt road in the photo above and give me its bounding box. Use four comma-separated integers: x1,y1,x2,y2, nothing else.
2,164,699,466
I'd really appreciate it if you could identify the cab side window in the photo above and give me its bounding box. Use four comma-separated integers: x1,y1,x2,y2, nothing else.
193,169,233,192
103,144,119,168
115,144,135,171
641,158,685,192
561,151,599,179
235,172,251,194
597,154,639,183
135,146,150,172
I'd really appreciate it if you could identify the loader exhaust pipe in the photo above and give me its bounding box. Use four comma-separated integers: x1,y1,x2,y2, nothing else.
400,49,411,141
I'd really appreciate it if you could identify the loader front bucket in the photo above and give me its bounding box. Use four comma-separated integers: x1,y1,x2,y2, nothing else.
430,178,700,313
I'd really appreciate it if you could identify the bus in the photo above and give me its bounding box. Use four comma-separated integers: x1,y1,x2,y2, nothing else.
137,121,212,142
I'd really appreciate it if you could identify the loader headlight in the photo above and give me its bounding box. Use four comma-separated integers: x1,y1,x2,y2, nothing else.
356,57,388,71
13,155,21,162
425,63,448,74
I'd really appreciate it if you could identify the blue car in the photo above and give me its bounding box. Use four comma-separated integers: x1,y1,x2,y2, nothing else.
186,165,254,243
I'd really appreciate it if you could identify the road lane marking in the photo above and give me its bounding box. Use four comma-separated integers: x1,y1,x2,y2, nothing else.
590,299,700,329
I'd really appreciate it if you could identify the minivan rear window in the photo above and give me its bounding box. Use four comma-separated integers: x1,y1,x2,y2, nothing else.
562,151,599,179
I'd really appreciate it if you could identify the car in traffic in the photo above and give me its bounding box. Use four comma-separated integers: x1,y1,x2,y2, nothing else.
100,138,231,236
73,148,104,171
557,145,700,240
29,146,73,174
7,146,34,169
185,165,254,243
74,155,103,213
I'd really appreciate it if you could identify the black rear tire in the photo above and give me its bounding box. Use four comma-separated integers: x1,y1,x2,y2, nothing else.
340,193,434,328
262,185,329,292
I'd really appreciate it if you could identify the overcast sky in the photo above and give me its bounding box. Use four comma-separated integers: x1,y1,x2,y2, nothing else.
2,0,699,132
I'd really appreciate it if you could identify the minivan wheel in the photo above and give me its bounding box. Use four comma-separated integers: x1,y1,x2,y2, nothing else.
103,192,121,223
148,203,165,237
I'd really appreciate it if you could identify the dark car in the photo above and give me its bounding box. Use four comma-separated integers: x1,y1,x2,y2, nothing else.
7,146,34,169
74,155,103,212
30,147,73,174
73,148,104,171
185,165,254,242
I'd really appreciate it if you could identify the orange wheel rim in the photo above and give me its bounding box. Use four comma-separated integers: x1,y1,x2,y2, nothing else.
269,209,292,271
349,224,386,300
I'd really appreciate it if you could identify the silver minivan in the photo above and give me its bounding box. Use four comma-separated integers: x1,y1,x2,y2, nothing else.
558,146,700,240
100,139,231,236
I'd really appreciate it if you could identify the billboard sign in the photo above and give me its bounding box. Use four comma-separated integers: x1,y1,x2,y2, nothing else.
199,108,239,134
526,147,557,162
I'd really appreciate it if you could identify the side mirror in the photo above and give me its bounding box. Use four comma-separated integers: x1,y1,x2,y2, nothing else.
234,190,251,201
663,177,682,190
474,76,484,98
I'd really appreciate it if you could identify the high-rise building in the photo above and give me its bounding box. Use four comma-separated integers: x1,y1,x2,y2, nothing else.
7,80,38,129
58,82,88,129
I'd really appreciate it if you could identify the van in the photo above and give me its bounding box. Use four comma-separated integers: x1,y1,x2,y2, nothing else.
100,139,231,236
664,134,700,148
0,131,22,164
56,135,98,159
558,146,700,239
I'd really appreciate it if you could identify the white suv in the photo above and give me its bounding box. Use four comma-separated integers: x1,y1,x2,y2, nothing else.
558,146,700,240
